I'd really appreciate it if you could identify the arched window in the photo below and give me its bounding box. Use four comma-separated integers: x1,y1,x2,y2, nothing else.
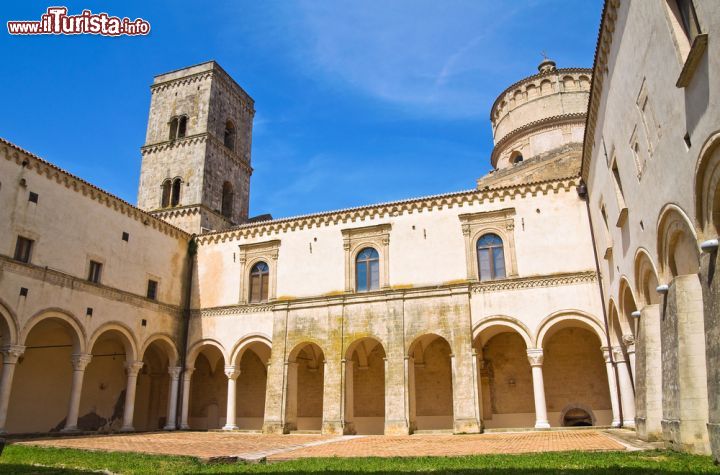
169,117,179,140
171,178,182,207
510,151,524,164
160,179,171,208
224,120,235,150
477,233,506,281
221,181,233,218
356,247,379,292
178,116,187,138
249,261,269,303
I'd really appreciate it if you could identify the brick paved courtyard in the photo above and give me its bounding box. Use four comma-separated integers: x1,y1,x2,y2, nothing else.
15,430,629,462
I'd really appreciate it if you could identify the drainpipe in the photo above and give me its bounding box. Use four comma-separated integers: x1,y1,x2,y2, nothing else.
577,181,623,425
176,235,197,428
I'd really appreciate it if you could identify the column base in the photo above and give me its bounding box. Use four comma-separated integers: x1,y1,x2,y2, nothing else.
384,420,410,436
262,421,291,434
60,426,79,433
707,422,720,463
163,425,177,431
180,424,191,430
120,426,135,433
321,420,344,435
611,420,622,428
342,421,356,435
622,420,636,429
534,421,551,430
453,418,481,434
222,424,239,431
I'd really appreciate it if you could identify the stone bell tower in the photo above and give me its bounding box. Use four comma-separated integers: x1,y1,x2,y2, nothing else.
137,61,254,234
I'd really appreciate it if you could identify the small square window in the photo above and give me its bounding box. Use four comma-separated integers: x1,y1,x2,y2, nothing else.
19,287,28,297
13,236,34,263
147,280,158,300
86,307,93,316
122,232,129,242
88,260,103,284
141,319,147,327
28,192,39,203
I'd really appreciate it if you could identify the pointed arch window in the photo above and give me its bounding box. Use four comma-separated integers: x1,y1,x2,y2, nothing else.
221,181,234,218
161,179,171,208
476,233,506,281
249,261,269,303
171,178,182,207
356,247,380,292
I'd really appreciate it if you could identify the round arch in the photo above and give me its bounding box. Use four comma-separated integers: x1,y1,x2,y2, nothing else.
186,339,228,368
140,333,179,367
87,322,139,362
288,340,325,364
345,336,385,361
656,204,700,279
693,129,720,236
229,333,272,367
473,315,533,348
20,308,86,353
0,299,19,346
535,310,606,349
634,248,661,306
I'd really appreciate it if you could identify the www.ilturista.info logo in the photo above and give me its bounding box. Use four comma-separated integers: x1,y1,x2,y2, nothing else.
7,7,150,36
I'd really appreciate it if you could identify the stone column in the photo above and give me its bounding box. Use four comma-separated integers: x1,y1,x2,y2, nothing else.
164,366,181,430
322,358,343,435
613,346,636,427
62,353,93,432
222,365,240,430
405,355,417,433
635,304,662,441
0,345,25,433
283,361,298,432
342,359,355,434
120,361,145,432
180,367,194,430
622,334,636,384
471,350,483,428
526,349,550,429
602,347,622,428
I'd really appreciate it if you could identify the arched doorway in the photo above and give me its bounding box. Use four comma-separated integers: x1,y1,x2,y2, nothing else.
408,334,453,431
286,342,324,432
9,313,84,433
230,339,271,431
188,343,226,429
473,322,533,429
135,337,178,431
345,337,386,434
79,326,137,432
538,316,611,427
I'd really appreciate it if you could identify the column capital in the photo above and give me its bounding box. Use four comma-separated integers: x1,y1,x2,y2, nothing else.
125,360,144,376
168,366,182,380
224,365,240,380
601,346,612,363
184,367,195,378
621,334,636,353
526,349,544,367
1,345,25,364
71,353,93,371
611,346,627,363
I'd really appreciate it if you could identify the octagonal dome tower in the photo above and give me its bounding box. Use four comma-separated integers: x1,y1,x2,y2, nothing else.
488,59,592,171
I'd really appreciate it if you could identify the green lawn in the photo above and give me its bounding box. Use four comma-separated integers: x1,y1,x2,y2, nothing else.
0,445,718,474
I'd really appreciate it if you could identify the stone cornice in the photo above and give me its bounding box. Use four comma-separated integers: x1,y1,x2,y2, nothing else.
150,203,231,224
471,270,597,293
490,68,593,121
192,270,596,316
140,133,253,175
196,176,581,245
581,0,620,182
0,255,181,315
491,113,586,167
1,138,190,241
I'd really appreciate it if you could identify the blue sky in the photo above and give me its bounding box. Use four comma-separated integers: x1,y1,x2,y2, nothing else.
1,1,602,219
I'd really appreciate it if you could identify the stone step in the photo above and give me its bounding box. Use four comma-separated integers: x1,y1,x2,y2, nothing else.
483,425,613,433
289,430,322,434
413,429,454,435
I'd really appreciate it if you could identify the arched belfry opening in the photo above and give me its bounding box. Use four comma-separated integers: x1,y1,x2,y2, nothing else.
221,181,234,219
